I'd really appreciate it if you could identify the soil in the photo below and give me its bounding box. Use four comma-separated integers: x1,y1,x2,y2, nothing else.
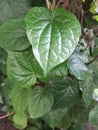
0,104,18,130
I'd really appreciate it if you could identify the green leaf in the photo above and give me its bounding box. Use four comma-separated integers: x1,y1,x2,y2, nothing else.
7,48,36,87
89,105,98,126
0,19,30,51
79,78,94,107
1,78,13,106
13,114,27,129
43,108,67,128
69,124,84,130
0,95,3,104
57,109,72,130
91,61,98,85
67,51,89,80
70,101,90,124
39,61,68,83
28,86,54,118
47,61,68,78
46,77,81,109
11,86,28,115
11,86,28,128
85,16,98,28
0,48,7,75
25,7,81,74
0,0,29,23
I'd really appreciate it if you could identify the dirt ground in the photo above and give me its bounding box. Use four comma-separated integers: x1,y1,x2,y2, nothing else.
0,104,18,130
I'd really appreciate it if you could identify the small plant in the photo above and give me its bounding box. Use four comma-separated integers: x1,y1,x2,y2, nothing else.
0,0,98,130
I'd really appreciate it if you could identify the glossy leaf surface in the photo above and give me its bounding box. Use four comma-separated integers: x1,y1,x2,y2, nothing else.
39,61,68,82
7,48,36,87
0,19,30,51
25,7,81,74
28,86,54,118
67,51,89,80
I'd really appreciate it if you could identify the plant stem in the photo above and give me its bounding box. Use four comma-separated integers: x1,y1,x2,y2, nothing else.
86,55,98,65
45,0,50,9
0,112,15,119
51,0,56,10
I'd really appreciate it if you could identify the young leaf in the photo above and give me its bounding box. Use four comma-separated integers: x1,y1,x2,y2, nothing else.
46,77,81,109
67,51,89,80
28,86,54,118
43,108,67,128
13,114,27,129
89,105,98,126
0,19,30,51
25,7,81,74
0,0,29,23
11,86,28,115
7,48,36,88
11,86,28,128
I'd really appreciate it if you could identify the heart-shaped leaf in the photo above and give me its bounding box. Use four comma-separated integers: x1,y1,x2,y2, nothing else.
67,51,89,80
46,77,81,109
0,19,30,52
43,108,67,128
25,7,81,74
7,48,36,87
28,86,54,118
11,86,28,128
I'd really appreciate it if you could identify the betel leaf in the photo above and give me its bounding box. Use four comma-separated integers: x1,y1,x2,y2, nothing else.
79,78,95,107
70,101,89,124
7,48,36,87
89,105,98,126
28,86,54,118
0,19,30,52
25,7,81,74
67,51,89,80
13,114,27,129
69,124,84,130
39,61,68,83
43,108,67,128
47,61,68,79
11,86,28,128
46,77,81,109
0,0,29,23
11,86,28,115
57,109,72,130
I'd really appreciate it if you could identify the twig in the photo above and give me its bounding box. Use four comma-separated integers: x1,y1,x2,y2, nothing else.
45,0,51,9
51,0,56,10
56,0,63,8
86,55,98,65
0,112,15,119
62,0,69,9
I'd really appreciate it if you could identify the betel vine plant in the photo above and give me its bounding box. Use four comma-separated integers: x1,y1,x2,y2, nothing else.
0,0,98,129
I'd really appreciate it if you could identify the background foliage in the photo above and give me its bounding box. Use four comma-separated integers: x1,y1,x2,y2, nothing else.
0,0,98,130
